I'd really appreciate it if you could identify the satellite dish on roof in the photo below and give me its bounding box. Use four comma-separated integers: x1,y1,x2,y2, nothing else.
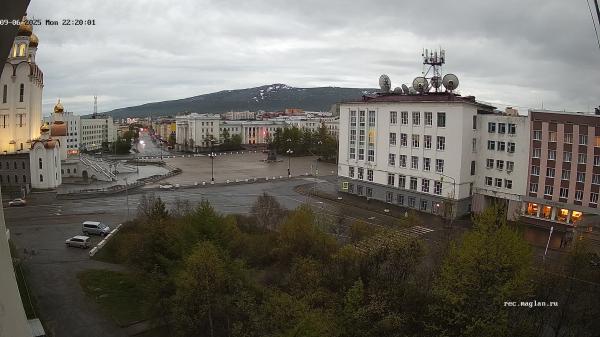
408,86,416,95
442,73,459,91
401,84,409,94
412,77,428,93
379,74,391,93
393,87,402,93
430,76,441,89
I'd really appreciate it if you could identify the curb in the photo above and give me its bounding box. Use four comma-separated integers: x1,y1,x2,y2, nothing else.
89,223,122,257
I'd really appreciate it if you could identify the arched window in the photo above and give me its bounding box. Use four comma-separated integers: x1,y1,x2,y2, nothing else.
40,174,43,182
15,175,18,182
22,161,25,169
38,158,42,169
67,168,70,174
19,84,24,102
23,175,27,183
19,44,26,57
2,85,6,103
12,44,17,58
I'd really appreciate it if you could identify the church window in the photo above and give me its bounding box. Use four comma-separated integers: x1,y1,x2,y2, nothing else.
19,44,26,56
2,85,6,103
40,174,43,182
39,158,42,169
19,84,24,102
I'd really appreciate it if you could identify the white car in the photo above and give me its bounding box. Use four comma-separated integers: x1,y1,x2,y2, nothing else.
159,183,174,189
8,198,26,207
65,236,91,249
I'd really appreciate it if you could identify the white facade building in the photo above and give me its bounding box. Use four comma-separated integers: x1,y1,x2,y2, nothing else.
80,115,116,151
337,94,495,218
175,113,221,150
472,111,530,220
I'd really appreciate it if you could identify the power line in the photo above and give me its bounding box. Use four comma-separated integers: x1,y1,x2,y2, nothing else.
586,0,600,50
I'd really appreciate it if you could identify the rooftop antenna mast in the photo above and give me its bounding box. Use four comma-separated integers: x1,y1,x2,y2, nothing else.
421,48,445,92
93,95,98,116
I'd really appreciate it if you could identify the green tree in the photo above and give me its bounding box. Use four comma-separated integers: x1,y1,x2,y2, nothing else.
428,204,533,337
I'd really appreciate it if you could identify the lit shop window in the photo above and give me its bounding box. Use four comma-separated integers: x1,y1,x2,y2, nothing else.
557,209,569,222
526,203,539,216
541,206,552,219
571,211,582,224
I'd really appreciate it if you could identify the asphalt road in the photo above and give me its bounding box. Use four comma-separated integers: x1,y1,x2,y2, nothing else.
5,176,442,337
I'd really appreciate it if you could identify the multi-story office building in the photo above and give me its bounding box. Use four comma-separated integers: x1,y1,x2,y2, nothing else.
175,113,221,150
338,93,495,218
472,111,530,220
80,115,116,151
522,110,600,234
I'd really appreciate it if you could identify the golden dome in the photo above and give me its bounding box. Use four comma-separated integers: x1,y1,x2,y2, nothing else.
40,122,50,133
29,33,38,48
18,16,32,37
54,99,64,113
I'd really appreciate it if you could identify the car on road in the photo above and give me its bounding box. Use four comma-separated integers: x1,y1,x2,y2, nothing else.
8,198,26,207
65,236,91,248
82,221,111,236
159,183,174,189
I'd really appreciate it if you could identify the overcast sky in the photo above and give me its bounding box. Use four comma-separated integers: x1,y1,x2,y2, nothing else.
26,0,600,115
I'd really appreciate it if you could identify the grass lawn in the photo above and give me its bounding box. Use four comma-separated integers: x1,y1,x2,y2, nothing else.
78,269,149,326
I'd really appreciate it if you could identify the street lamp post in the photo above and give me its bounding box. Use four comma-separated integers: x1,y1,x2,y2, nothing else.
209,152,216,183
286,149,293,178
124,177,129,220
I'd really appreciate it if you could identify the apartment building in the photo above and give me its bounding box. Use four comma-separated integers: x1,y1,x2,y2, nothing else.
80,115,117,151
522,110,600,234
337,93,495,218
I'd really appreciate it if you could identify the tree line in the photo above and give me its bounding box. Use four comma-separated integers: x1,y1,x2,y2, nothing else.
269,123,338,161
101,196,600,337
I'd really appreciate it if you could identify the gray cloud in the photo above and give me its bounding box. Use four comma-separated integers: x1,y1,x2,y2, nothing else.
25,0,600,115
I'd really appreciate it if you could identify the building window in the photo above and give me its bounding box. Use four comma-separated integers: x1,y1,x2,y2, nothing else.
424,135,432,149
39,174,43,182
549,131,557,142
357,185,363,196
359,111,365,127
562,169,571,180
508,123,516,134
348,167,355,178
435,159,444,173
564,151,572,162
421,179,430,193
559,187,569,199
411,156,419,169
577,172,586,183
420,200,428,211
396,194,404,205
487,140,496,150
578,153,587,164
579,134,588,145
497,141,506,151
358,148,364,160
593,174,600,185
2,85,6,103
412,112,420,125
437,112,446,127
488,122,496,133
389,111,397,124
367,169,373,182
38,158,42,169
564,133,573,144
19,84,24,102
533,130,542,140
472,138,477,152
434,181,442,195
548,150,556,160
400,133,407,147
470,161,476,175
357,168,364,180
504,179,512,189
575,190,583,201
411,134,420,148
399,155,407,168
409,177,418,190
436,136,445,150
530,183,538,193
423,157,431,171
401,111,408,124
368,111,375,127
408,196,416,208
496,160,504,170
348,183,354,193
591,193,599,204
366,187,373,198
386,192,393,203
495,178,502,187
472,115,477,129
546,167,555,178
486,159,494,169
349,148,356,159
367,149,374,162
531,165,540,176
388,153,396,166
350,111,357,127
398,175,406,189
498,123,506,134
595,136,600,147
387,173,395,186
389,132,396,145
544,185,553,196
507,142,515,153
595,155,600,166
507,161,514,172
425,112,432,126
